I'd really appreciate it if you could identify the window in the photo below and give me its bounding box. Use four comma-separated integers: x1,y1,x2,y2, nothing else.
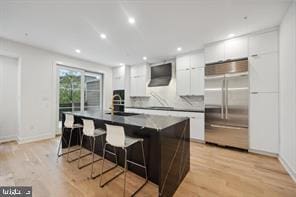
57,65,103,130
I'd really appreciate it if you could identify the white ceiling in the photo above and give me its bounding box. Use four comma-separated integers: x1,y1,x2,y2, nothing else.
0,0,292,66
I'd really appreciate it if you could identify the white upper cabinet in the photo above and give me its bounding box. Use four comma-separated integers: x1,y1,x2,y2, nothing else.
190,53,205,68
249,31,278,56
176,55,190,70
190,67,204,95
130,64,148,97
224,37,248,60
249,52,279,93
112,66,125,90
176,52,205,96
205,42,225,64
130,64,147,77
176,69,191,95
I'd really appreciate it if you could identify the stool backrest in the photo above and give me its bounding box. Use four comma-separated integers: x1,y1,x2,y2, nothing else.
82,119,95,136
64,114,74,128
105,124,125,147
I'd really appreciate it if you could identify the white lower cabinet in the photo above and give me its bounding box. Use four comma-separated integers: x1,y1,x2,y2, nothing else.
190,115,204,141
125,108,205,141
249,92,279,154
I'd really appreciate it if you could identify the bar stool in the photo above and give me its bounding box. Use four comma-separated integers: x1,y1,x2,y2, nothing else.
100,124,148,197
57,114,83,162
77,119,106,179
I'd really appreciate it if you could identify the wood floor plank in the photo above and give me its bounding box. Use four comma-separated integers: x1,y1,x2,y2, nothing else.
0,138,295,197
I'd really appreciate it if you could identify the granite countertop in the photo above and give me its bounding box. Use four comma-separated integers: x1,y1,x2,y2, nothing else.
125,106,204,113
66,111,188,131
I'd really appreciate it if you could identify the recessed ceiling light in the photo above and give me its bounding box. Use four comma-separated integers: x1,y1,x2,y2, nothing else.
143,56,147,61
128,17,136,24
228,33,235,38
119,63,125,66
75,49,81,54
177,47,182,52
100,33,107,39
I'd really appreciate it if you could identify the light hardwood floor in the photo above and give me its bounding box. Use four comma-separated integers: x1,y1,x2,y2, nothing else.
0,138,295,197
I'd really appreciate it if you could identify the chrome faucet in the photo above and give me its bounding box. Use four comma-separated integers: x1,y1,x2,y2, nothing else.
110,94,122,115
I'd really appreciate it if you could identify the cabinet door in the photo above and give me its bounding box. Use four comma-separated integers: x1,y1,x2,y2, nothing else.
190,67,204,95
205,42,225,64
113,66,125,90
113,76,124,90
249,92,279,154
176,69,190,96
224,37,248,60
249,52,278,93
190,116,205,141
131,64,146,77
190,53,205,68
136,75,146,97
249,31,278,56
130,76,137,96
176,55,190,70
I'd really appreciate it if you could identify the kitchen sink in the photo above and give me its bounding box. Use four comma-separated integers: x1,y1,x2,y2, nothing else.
105,112,139,116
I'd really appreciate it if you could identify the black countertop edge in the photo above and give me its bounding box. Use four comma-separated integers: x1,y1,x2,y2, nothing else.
125,106,204,113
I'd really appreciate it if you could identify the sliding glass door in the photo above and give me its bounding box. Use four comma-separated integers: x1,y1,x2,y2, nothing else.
84,72,103,112
56,65,103,131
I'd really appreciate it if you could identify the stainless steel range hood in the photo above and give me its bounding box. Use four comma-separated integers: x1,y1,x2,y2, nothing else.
148,63,172,87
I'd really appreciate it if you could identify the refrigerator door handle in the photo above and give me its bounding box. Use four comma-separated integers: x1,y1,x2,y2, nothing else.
225,79,228,119
221,78,225,119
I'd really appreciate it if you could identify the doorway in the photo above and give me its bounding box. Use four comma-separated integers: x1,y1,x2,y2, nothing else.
0,55,19,141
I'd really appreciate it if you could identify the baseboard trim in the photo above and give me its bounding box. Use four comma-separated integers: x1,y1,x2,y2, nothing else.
190,138,205,144
279,156,296,183
0,136,17,144
248,149,278,157
17,133,55,144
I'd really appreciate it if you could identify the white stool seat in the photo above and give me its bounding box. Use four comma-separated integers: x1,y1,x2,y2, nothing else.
71,123,83,128
124,136,143,148
85,129,106,137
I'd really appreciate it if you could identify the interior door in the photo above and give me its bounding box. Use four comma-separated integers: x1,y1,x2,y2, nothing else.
204,75,225,123
224,73,249,127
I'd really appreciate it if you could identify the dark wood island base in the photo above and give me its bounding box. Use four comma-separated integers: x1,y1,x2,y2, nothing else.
61,111,190,196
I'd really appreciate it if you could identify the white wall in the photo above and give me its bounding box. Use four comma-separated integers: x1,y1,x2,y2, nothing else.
279,1,296,182
0,37,113,143
0,55,18,141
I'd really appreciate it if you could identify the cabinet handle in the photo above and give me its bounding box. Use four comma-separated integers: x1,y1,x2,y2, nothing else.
251,54,258,57
251,92,258,94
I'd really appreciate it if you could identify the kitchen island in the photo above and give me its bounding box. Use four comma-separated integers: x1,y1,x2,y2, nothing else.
62,111,190,197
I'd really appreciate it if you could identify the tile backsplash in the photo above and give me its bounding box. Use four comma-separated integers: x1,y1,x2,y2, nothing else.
126,61,204,110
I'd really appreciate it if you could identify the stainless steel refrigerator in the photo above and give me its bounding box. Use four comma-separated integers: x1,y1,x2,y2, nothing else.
205,59,249,149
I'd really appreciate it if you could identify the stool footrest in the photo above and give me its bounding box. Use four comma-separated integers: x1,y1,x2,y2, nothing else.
58,147,80,157
131,179,149,197
105,149,116,156
78,157,102,169
68,152,92,163
127,159,147,169
100,168,124,187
